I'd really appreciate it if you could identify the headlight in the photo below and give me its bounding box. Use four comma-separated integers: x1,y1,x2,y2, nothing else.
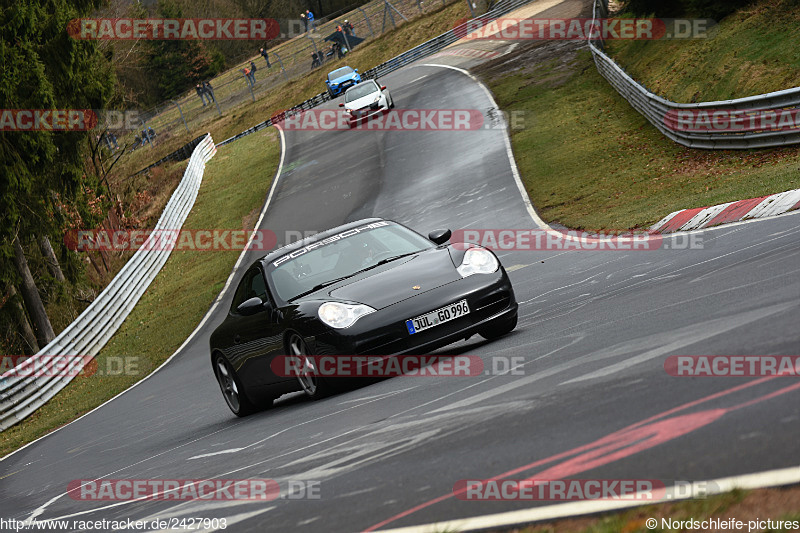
457,247,499,277
318,302,375,328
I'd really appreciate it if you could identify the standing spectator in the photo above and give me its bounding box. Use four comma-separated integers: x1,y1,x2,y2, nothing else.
204,81,216,104
196,83,208,105
250,60,258,82
300,12,307,32
344,20,355,37
306,10,316,32
311,52,320,69
260,47,271,68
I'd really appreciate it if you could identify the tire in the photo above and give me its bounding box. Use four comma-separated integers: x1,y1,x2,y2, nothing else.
389,96,395,109
213,353,262,417
479,313,518,341
287,333,330,400
328,87,336,99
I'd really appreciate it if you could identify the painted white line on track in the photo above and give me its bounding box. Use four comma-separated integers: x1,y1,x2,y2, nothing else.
373,466,800,533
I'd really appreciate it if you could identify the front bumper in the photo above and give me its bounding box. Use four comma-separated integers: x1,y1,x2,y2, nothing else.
348,104,389,124
311,269,517,356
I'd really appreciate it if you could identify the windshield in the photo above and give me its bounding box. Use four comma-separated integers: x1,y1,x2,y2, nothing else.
327,67,354,81
268,222,433,302
345,81,379,103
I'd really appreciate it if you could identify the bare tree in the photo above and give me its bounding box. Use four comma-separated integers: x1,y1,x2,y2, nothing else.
12,236,55,347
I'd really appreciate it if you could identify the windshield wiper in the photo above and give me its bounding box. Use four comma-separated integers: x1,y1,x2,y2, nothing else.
288,253,419,301
352,252,419,275
289,276,353,301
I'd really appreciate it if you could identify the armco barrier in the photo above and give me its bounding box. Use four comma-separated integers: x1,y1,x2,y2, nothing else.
132,134,212,176
0,135,217,431
588,0,800,149
216,0,533,147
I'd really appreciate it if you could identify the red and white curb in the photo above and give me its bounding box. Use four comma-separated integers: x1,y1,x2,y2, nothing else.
650,188,800,234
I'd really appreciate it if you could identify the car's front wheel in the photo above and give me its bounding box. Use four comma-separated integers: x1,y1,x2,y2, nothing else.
213,354,262,416
287,333,330,400
479,313,517,340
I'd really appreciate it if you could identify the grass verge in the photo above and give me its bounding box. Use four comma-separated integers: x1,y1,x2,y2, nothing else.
606,0,800,102
0,128,281,458
476,44,800,230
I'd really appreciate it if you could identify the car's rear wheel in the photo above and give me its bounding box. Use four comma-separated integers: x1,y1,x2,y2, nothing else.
288,333,330,399
213,354,261,416
479,313,518,340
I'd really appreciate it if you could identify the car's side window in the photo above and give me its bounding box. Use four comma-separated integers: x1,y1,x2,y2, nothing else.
231,267,269,313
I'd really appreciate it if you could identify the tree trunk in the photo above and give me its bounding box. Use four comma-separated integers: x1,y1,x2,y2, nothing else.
12,236,55,347
9,286,40,354
39,236,66,282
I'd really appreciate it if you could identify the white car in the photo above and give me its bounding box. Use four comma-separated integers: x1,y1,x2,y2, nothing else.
339,79,394,126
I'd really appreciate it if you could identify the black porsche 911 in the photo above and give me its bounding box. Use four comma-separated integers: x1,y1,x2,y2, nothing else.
210,218,518,416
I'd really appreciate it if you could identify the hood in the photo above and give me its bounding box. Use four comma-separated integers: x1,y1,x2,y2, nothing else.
331,73,358,85
326,247,460,309
346,92,380,110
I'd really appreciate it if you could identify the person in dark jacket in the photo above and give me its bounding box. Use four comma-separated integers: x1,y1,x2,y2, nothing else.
204,81,216,103
196,83,208,105
260,47,271,68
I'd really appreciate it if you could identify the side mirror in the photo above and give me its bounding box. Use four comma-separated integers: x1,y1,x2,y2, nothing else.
354,68,358,72
381,85,387,90
339,102,344,107
237,296,267,316
428,229,451,245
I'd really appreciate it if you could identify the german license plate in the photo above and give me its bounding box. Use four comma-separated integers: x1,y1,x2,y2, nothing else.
406,300,470,335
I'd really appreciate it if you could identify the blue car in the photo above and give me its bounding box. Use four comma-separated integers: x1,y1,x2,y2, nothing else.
326,66,361,98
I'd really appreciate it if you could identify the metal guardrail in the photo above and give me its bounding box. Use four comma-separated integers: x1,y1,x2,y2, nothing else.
588,0,800,149
217,0,534,147
133,134,211,176
0,135,217,431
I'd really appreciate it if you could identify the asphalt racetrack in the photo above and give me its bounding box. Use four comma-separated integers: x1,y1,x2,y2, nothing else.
1,55,799,532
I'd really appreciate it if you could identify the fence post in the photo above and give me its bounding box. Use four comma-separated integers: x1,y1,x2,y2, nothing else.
274,52,289,81
357,6,375,39
171,100,189,134
465,0,475,18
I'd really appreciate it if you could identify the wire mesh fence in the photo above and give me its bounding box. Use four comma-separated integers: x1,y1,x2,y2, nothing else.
129,0,469,152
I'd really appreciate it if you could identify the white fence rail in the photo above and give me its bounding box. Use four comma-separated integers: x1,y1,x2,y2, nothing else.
588,0,800,149
0,134,217,431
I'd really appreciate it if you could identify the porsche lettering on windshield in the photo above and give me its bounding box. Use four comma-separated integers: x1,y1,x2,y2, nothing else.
272,221,390,267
